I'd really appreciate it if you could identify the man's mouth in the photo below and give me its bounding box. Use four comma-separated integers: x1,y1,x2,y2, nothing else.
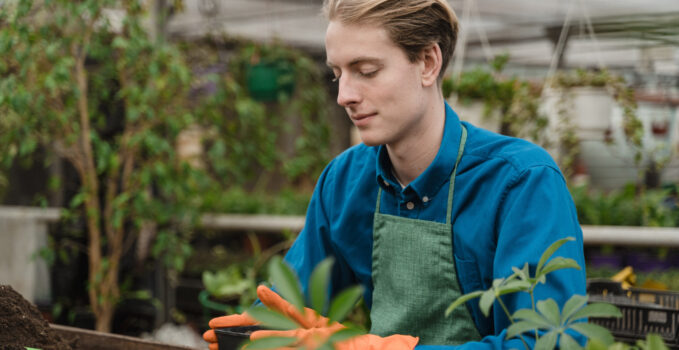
351,113,377,126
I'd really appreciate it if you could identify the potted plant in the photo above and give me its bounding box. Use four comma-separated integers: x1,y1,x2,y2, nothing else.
443,54,549,147
229,42,297,103
542,69,644,185
200,264,256,326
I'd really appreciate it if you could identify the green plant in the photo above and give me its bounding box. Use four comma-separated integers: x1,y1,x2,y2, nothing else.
194,40,331,192
239,256,365,350
570,183,679,227
547,69,643,180
0,0,212,331
446,237,669,349
203,265,256,301
1,0,333,332
243,256,366,350
443,54,550,148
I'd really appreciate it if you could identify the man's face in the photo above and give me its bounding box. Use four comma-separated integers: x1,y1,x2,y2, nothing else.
325,21,428,147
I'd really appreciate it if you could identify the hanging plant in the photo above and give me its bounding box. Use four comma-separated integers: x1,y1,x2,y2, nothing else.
546,69,643,181
443,54,550,148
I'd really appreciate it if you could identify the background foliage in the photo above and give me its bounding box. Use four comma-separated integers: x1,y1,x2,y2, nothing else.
0,0,330,332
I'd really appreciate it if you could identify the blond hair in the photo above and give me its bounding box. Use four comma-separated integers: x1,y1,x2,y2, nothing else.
323,0,458,78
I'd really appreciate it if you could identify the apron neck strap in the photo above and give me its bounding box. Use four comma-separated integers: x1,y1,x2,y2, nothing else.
375,124,468,220
446,125,467,225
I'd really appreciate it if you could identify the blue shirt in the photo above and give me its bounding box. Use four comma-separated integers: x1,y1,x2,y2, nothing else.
284,102,587,349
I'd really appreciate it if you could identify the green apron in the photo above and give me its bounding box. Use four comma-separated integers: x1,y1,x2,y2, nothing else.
370,125,482,345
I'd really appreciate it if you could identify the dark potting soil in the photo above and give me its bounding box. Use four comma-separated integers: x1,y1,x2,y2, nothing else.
0,285,77,350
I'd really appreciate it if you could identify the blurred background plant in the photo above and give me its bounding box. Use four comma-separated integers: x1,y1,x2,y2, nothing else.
0,0,330,333
571,184,679,227
443,54,550,147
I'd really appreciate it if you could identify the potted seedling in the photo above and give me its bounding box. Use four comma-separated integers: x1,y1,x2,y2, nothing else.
214,256,365,350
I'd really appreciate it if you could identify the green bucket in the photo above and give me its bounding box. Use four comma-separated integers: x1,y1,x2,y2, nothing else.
246,61,295,102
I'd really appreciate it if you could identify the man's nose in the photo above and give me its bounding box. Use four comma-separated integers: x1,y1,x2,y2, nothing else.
336,76,361,107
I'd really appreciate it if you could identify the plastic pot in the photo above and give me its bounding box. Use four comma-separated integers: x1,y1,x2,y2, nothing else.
215,326,261,350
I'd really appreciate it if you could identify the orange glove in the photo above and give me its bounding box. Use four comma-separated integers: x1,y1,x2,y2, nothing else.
203,312,258,350
248,285,418,350
255,285,331,328
202,285,329,350
250,328,418,350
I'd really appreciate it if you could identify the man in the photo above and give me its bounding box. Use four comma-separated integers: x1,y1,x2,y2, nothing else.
204,0,586,348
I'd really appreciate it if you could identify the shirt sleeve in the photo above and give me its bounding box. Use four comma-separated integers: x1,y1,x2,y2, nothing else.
416,165,587,350
282,159,357,301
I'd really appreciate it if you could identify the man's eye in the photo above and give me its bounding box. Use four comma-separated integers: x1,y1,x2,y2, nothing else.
360,70,378,78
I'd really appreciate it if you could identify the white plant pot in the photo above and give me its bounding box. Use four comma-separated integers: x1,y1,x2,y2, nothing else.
448,100,502,134
542,87,614,142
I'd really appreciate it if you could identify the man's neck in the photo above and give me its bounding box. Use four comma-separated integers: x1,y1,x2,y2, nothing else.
386,96,446,187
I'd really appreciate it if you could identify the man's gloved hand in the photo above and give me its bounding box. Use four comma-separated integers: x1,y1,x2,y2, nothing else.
204,285,418,350
255,285,331,328
202,285,330,350
203,312,258,350
249,285,418,350
250,328,419,350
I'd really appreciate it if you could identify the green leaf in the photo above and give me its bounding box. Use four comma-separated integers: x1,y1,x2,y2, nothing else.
570,322,614,346
584,338,610,350
512,263,531,282
243,336,298,349
561,295,588,324
268,256,305,313
245,306,300,330
506,320,544,339
560,332,585,350
536,299,561,327
309,257,334,314
644,333,669,350
327,285,363,323
479,289,496,317
512,309,553,329
25,348,42,350
570,303,621,321
446,291,484,317
325,327,366,344
607,342,630,350
496,279,532,296
536,237,575,275
535,330,558,350
538,257,581,279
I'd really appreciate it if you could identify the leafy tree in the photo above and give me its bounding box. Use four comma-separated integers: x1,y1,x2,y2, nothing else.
0,0,205,331
1,0,331,333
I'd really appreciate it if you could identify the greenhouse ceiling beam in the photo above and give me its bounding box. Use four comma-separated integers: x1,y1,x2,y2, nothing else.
465,11,679,49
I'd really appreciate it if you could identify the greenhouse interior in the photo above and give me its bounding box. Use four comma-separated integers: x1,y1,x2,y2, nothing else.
2,0,679,349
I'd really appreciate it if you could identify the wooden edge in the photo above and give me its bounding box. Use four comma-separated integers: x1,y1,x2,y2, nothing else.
50,324,204,350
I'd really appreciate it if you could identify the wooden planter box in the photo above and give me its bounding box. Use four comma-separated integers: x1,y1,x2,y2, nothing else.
50,324,202,350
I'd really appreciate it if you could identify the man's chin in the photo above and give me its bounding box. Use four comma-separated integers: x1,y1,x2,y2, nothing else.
358,136,382,147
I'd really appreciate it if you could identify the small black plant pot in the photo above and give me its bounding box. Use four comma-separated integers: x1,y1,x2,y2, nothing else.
215,326,261,350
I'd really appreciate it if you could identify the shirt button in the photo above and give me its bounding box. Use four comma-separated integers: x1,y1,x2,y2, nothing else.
383,179,390,187
422,196,429,203
406,202,415,210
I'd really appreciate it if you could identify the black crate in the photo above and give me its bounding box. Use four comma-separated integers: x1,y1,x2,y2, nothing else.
587,279,679,349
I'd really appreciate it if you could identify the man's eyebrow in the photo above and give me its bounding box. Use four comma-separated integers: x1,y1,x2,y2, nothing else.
326,57,383,68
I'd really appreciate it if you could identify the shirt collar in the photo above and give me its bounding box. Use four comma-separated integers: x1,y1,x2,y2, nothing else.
375,102,462,200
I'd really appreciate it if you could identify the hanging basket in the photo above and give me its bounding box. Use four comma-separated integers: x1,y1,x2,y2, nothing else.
246,61,295,102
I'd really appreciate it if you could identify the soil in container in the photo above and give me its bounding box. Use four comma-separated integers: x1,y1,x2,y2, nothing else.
215,326,261,350
0,284,77,350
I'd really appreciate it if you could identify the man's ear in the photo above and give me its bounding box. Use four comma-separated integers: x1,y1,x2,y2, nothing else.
420,43,443,87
